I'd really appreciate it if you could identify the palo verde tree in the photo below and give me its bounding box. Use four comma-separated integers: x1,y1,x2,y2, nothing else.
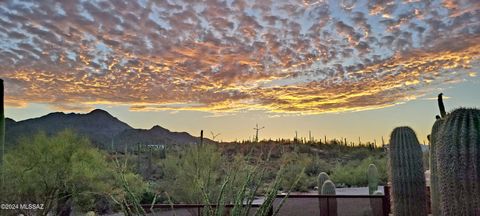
2,130,146,216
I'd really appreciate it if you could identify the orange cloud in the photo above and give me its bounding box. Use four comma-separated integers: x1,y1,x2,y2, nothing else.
0,0,479,114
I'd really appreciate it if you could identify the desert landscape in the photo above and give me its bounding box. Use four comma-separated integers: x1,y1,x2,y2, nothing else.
0,0,479,215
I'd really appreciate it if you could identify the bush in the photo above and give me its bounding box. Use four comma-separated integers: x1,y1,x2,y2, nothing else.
330,156,387,187
160,144,229,203
1,130,146,215
279,152,311,192
159,144,302,216
304,157,332,177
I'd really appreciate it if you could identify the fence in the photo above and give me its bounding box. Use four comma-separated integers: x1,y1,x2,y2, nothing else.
139,194,389,216
137,203,266,216
273,194,388,216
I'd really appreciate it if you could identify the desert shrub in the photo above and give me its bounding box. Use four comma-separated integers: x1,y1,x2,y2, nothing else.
1,130,146,215
279,152,311,192
161,144,236,203
159,144,303,216
304,157,332,177
296,144,311,154
330,156,387,187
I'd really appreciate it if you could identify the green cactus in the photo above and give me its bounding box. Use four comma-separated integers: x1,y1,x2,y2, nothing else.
0,79,4,190
367,164,379,195
389,127,427,216
321,180,336,195
320,180,337,216
438,93,446,118
429,118,444,216
317,172,330,194
436,108,480,215
428,93,447,216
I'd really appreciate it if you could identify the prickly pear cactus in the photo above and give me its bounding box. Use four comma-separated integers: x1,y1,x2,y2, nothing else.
317,172,330,194
367,164,379,195
389,127,427,216
437,108,480,215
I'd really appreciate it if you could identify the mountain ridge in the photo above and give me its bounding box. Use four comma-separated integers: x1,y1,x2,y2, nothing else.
5,109,205,150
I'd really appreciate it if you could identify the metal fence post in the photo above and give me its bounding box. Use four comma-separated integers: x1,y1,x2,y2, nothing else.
384,186,391,215
327,197,330,216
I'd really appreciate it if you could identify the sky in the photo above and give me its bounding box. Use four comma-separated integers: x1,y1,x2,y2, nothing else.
1,0,479,143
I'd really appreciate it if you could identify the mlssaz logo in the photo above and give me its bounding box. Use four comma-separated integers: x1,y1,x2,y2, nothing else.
19,204,44,210
0,203,44,210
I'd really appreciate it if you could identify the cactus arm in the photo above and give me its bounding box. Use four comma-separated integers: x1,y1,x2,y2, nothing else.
438,93,446,118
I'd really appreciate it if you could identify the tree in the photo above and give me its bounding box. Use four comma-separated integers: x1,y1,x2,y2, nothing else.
279,152,310,192
161,144,225,203
1,130,146,215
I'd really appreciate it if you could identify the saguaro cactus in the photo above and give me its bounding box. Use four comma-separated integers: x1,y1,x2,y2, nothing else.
321,180,336,195
429,118,444,216
389,127,427,216
320,180,337,216
317,172,330,194
0,79,4,190
427,93,446,216
437,108,480,215
367,164,379,195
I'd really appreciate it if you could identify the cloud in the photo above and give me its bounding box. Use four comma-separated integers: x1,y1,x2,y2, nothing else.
0,0,479,114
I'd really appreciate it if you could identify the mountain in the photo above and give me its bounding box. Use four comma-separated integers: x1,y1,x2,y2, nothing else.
5,109,203,149
5,117,16,127
113,125,201,150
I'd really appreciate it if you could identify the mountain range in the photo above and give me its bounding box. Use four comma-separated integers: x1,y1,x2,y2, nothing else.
5,109,206,150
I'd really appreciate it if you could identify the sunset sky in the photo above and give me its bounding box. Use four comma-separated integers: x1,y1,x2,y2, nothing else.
1,0,479,143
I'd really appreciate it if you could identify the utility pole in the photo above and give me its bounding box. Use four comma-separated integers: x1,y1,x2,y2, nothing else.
253,124,265,143
200,130,204,145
